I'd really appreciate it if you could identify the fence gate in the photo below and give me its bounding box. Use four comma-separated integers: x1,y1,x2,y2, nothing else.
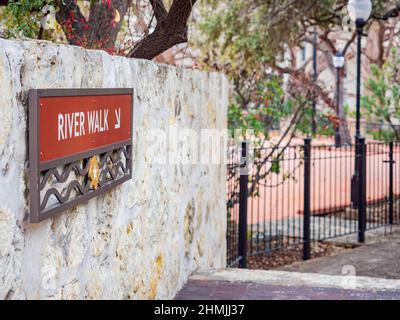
226,140,400,268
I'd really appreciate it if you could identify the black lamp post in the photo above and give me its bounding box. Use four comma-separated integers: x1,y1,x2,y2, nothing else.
348,0,372,243
332,52,345,147
312,27,318,135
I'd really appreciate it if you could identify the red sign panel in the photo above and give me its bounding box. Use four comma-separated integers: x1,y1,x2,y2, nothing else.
38,92,133,163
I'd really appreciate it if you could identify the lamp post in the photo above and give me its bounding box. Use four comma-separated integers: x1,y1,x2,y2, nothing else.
348,0,372,139
332,52,345,147
348,0,372,243
312,27,318,135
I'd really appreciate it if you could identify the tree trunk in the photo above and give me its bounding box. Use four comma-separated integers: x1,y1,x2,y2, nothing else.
365,21,386,67
86,0,130,49
55,0,130,49
55,0,90,46
129,0,197,59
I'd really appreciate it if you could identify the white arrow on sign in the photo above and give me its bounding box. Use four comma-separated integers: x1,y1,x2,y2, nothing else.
114,108,121,129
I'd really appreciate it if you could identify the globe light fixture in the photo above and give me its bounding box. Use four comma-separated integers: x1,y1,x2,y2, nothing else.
348,0,372,23
332,52,345,69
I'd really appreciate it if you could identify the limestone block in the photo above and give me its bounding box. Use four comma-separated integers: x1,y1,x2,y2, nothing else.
0,39,229,300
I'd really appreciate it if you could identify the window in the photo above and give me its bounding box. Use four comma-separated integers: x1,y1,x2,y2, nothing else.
301,44,307,61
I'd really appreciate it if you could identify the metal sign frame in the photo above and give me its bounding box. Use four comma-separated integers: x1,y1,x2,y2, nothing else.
29,88,134,223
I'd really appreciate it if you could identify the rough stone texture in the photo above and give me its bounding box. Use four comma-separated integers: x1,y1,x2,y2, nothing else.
0,39,229,300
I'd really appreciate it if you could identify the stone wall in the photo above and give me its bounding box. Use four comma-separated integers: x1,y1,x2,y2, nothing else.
0,39,228,299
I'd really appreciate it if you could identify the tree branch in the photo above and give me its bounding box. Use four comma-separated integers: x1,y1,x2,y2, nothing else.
129,0,197,59
270,63,336,110
150,0,168,21
372,4,400,20
319,31,336,53
343,32,356,54
384,4,400,19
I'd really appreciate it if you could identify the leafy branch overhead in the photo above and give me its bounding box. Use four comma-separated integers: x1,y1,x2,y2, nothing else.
1,0,197,60
195,0,400,140
362,48,400,141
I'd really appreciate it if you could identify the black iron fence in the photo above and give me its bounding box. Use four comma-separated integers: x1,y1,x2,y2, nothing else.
227,140,400,268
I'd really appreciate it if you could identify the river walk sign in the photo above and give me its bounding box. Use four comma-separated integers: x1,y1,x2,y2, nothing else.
29,88,133,223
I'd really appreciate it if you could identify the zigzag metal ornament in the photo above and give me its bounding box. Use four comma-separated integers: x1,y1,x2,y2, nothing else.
29,88,133,223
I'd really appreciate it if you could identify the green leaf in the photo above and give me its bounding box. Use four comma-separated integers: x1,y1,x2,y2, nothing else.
271,158,280,174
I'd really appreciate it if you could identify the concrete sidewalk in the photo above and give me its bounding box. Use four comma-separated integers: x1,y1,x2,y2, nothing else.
279,227,400,279
175,269,400,300
176,228,400,300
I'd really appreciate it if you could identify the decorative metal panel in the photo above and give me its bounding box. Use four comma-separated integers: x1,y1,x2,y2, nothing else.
29,88,134,223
